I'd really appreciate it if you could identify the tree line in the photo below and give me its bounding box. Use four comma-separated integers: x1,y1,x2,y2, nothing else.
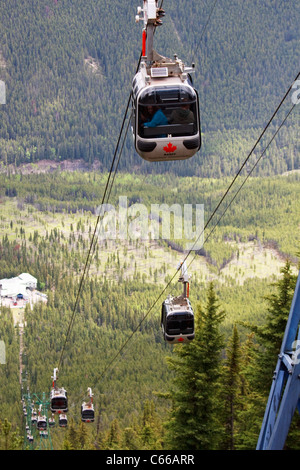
1,260,299,449
0,0,299,176
1,170,300,263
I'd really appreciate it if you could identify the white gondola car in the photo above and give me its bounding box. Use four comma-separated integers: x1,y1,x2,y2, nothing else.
50,387,68,413
81,388,95,423
31,415,37,425
59,414,68,428
31,409,37,425
81,403,95,423
161,295,195,344
161,261,195,343
48,415,55,427
132,63,201,162
37,415,47,430
50,367,68,413
132,1,201,162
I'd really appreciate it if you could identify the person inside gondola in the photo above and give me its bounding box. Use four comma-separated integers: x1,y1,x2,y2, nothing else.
169,98,194,124
142,104,168,128
140,102,167,138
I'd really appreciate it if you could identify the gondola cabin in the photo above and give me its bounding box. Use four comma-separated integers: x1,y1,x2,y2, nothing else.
81,402,95,423
132,56,201,162
132,1,201,162
50,387,68,413
161,295,195,344
37,415,47,430
31,415,37,425
59,414,68,428
48,416,55,427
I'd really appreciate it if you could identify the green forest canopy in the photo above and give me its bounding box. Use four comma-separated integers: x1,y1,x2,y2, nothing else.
0,0,299,175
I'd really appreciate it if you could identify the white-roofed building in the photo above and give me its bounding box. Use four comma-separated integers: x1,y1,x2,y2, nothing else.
17,273,37,289
0,273,37,299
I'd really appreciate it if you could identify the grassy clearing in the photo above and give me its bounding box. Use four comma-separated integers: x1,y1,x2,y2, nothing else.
0,197,295,290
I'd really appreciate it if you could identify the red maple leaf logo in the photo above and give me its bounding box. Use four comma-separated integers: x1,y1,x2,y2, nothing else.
163,142,177,153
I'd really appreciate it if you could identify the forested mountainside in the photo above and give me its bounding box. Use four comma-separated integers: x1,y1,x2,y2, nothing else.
0,0,300,452
0,0,299,176
0,172,299,450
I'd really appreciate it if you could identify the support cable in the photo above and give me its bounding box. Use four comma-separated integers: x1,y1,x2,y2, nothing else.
97,71,299,381
57,96,132,371
56,1,168,372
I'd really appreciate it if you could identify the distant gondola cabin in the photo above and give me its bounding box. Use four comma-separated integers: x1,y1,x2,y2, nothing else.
50,387,68,413
81,402,95,423
59,414,68,427
161,295,195,344
37,415,47,430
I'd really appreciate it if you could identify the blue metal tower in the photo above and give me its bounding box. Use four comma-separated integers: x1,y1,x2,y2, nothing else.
257,270,300,450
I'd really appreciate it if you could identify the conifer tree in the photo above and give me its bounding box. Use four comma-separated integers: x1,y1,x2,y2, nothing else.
243,260,297,396
62,419,94,450
77,421,91,450
233,333,263,450
240,260,298,448
220,325,242,450
104,418,122,450
0,419,22,450
62,419,78,450
122,426,142,450
164,282,225,450
140,400,163,450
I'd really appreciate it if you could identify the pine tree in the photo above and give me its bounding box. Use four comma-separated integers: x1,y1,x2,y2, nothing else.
62,419,78,450
220,325,242,450
62,419,94,450
233,333,263,450
77,421,91,450
0,419,22,450
140,400,163,450
240,260,299,448
164,282,225,450
122,426,142,450
243,260,297,396
104,418,122,450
